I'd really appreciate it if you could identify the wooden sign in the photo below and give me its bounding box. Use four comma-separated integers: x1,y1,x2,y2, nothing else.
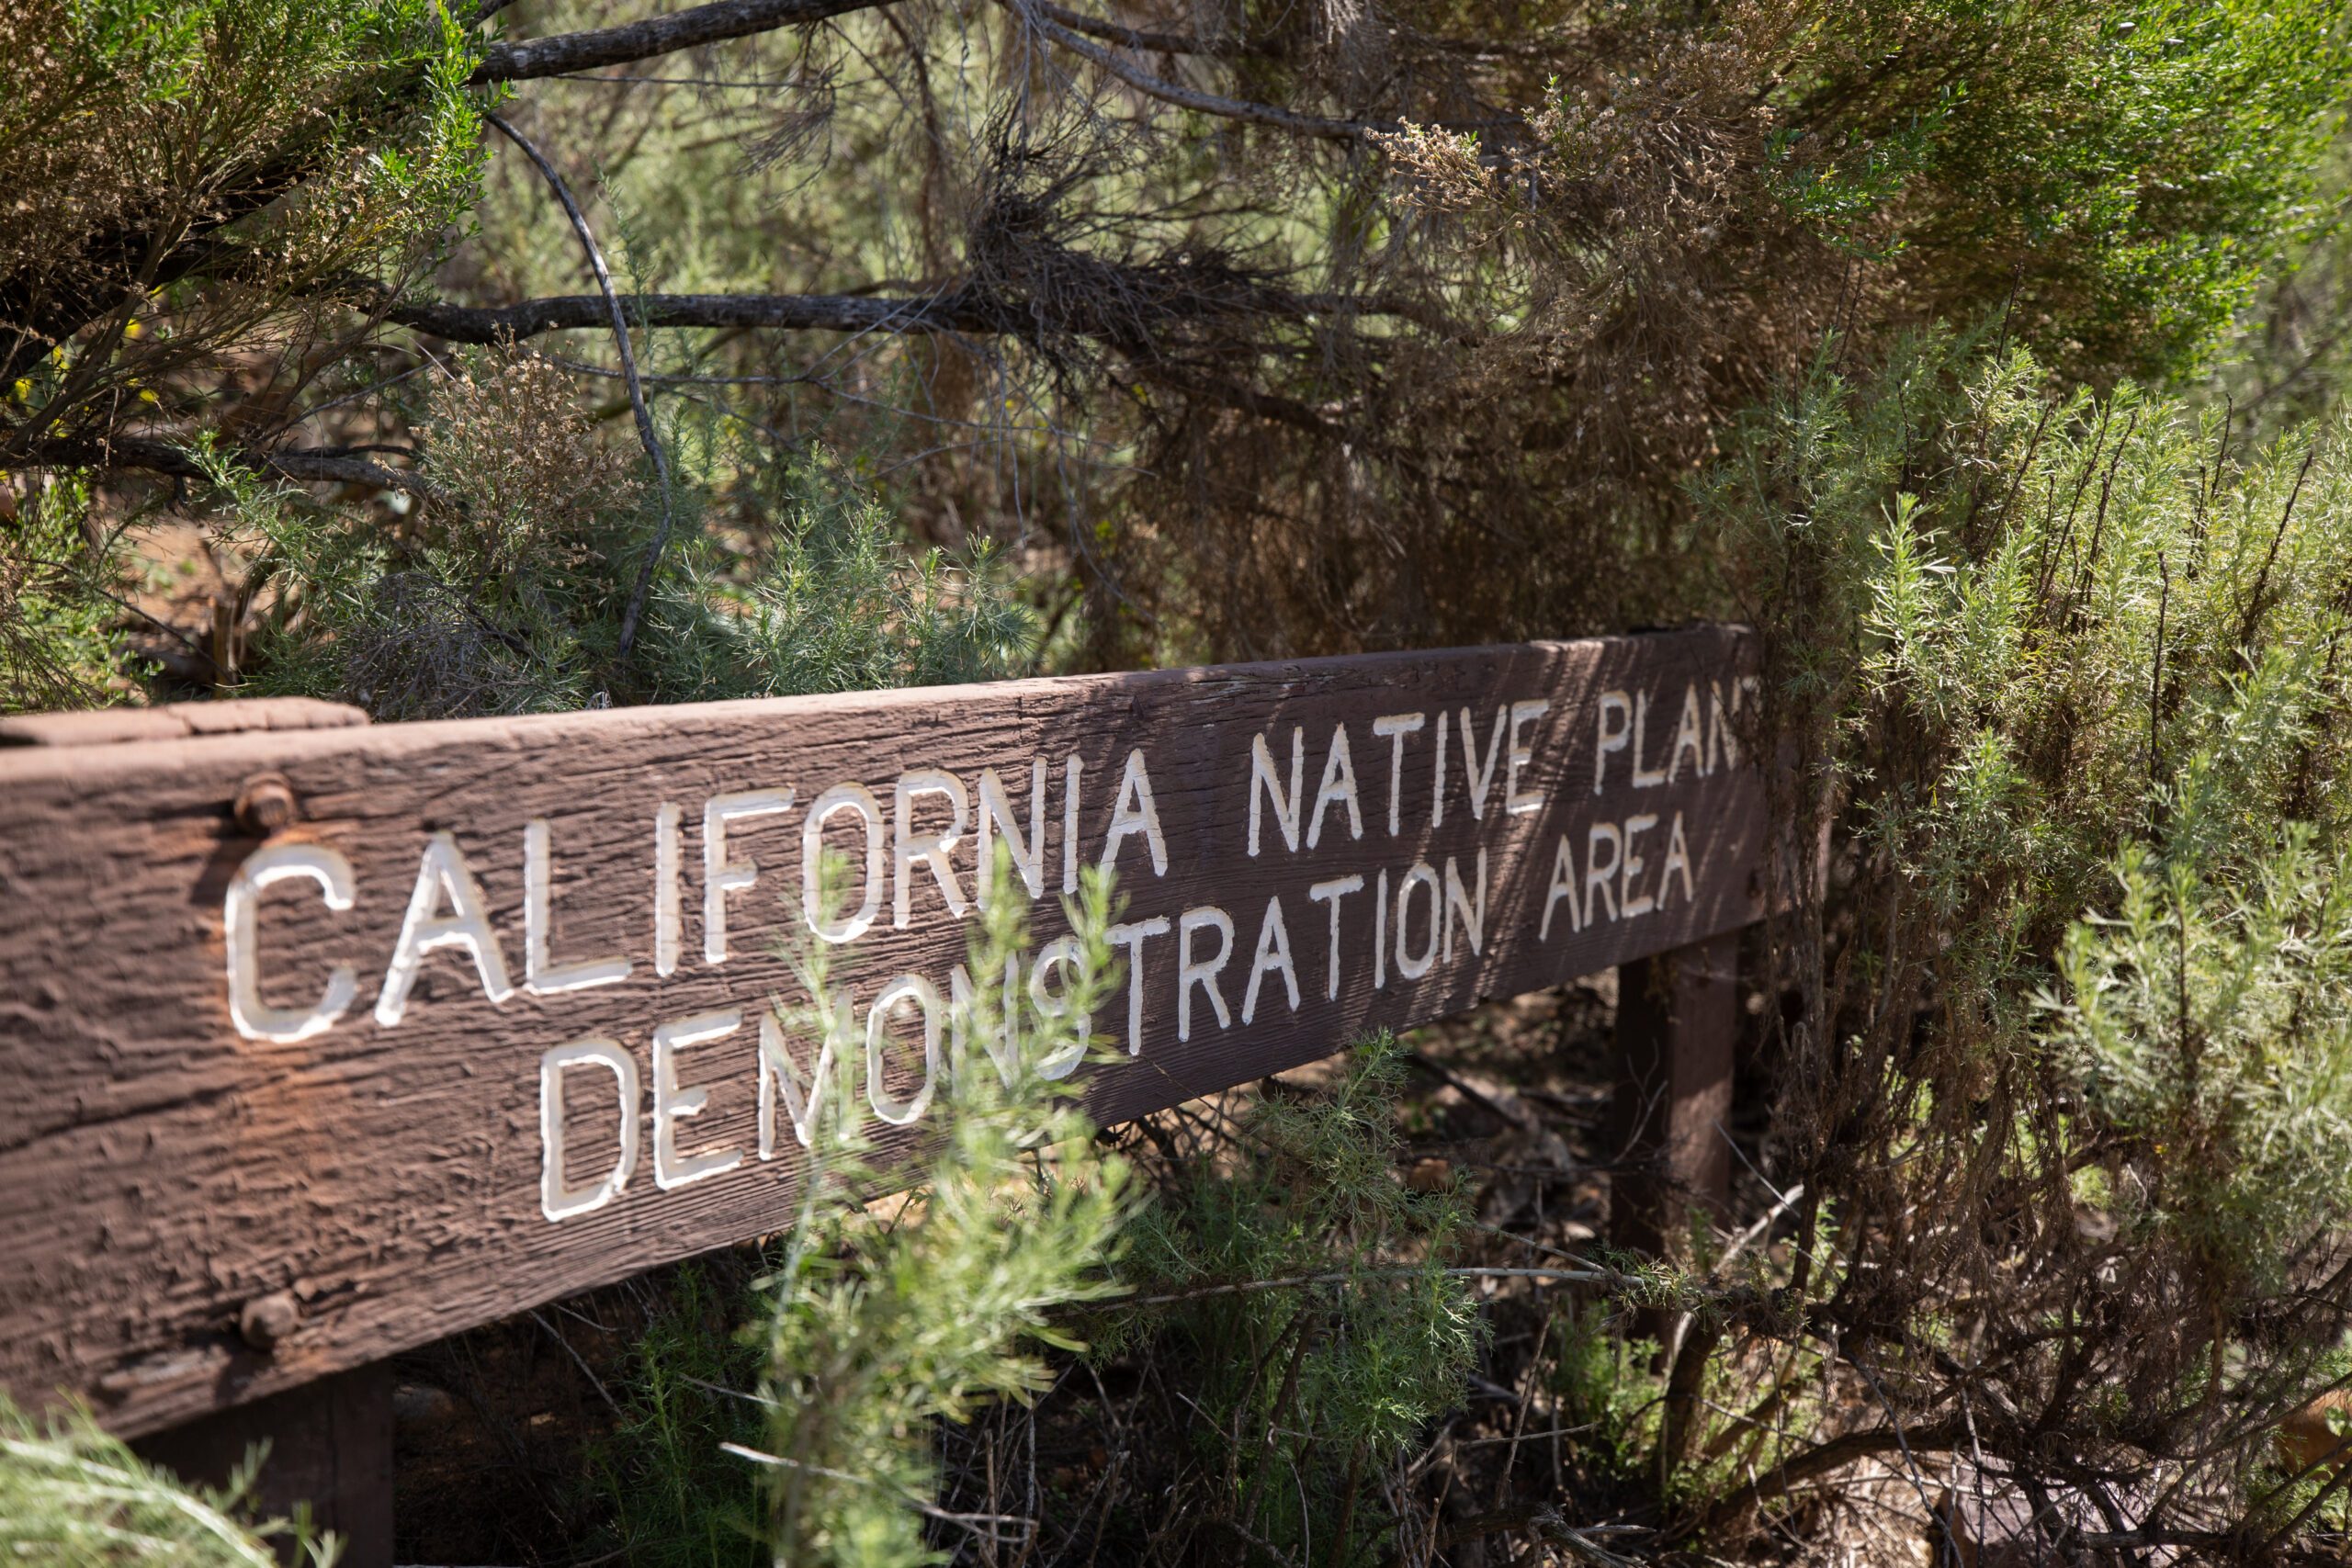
0,629,1762,1436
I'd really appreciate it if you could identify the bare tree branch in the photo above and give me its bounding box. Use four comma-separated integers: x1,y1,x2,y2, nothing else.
384,290,993,341
470,0,896,83
481,110,676,661
26,435,440,498
1035,2,1265,59
378,286,1447,344
999,0,1376,140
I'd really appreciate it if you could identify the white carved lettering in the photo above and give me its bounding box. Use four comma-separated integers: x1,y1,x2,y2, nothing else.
1306,874,1364,1000
1456,705,1507,819
1632,692,1668,788
1241,895,1300,1024
1442,849,1487,962
1249,729,1304,856
1586,822,1623,921
1667,683,1705,784
1102,749,1170,876
652,1010,744,1190
1106,916,1171,1056
527,820,631,993
950,957,1023,1087
1371,713,1425,836
1622,812,1659,916
1177,906,1235,1040
866,975,944,1122
1506,699,1550,815
977,760,1048,905
1306,725,1364,848
1659,810,1696,908
802,783,885,943
1541,835,1582,939
225,841,358,1042
377,830,514,1027
894,770,971,928
701,790,795,965
539,1036,639,1222
1062,754,1084,894
1594,692,1632,794
1395,863,1441,980
1432,709,1449,827
759,994,850,1154
1029,938,1091,1079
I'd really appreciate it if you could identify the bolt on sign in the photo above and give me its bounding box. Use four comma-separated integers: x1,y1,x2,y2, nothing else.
0,628,1762,1436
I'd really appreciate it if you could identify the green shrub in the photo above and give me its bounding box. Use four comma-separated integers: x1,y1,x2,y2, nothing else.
1686,324,2352,1546
0,1393,337,1568
0,478,141,712
213,353,1030,717
1101,1036,1483,1566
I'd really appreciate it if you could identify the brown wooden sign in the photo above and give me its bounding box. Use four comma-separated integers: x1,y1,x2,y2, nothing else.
0,628,1761,1436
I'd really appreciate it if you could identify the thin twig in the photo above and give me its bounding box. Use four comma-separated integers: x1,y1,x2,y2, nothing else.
721,1442,1033,1538
481,110,674,661
527,1310,623,1418
1711,1181,1806,1280
1001,0,1375,140
1128,1265,1616,1306
1845,1351,1968,1568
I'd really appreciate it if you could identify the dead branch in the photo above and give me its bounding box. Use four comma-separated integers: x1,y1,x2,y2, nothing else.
469,0,899,83
481,110,674,660
378,286,1440,345
384,288,998,341
1035,2,1268,59
997,0,1376,140
23,434,439,498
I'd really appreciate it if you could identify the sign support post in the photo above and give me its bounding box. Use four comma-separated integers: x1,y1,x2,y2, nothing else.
132,1364,395,1568
1608,931,1742,1259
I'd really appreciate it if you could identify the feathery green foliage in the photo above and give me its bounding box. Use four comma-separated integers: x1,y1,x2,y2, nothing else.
1690,325,2352,1542
0,1392,339,1568
1102,1037,1482,1564
735,857,1131,1568
210,350,1031,717
0,0,483,438
2057,835,2352,1294
0,478,140,712
590,1265,769,1568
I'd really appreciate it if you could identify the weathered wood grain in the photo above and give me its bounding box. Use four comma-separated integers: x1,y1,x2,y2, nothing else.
0,630,1761,1435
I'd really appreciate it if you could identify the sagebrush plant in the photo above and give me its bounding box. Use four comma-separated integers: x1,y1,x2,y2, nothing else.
0,1392,339,1567
735,853,1132,1568
0,477,141,712
1674,326,2352,1553
1094,1036,1482,1566
214,350,1031,717
0,0,481,455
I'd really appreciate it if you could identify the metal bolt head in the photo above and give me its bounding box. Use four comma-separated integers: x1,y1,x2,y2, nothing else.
233,773,300,836
239,1290,299,1351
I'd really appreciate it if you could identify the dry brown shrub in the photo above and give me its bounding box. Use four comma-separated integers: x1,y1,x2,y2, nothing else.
1078,2,1863,663
420,350,633,574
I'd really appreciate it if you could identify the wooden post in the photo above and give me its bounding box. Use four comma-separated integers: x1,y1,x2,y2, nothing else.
133,1363,394,1568
1607,931,1741,1261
